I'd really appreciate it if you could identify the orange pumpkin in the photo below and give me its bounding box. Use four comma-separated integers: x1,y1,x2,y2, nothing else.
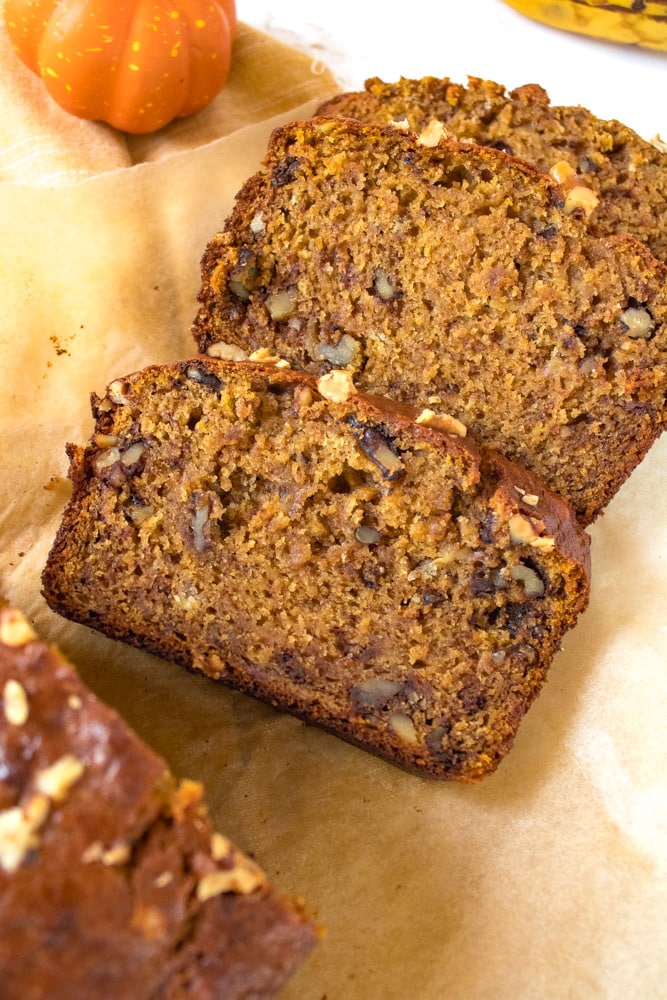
4,0,237,134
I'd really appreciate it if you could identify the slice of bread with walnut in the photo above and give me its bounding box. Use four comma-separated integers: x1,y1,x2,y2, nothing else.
43,359,590,783
192,116,667,525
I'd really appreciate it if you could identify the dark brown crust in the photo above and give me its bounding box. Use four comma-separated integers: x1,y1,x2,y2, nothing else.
42,359,590,782
0,604,317,999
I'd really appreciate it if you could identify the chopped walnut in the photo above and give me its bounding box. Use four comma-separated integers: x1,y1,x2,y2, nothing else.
95,447,121,471
510,562,545,597
228,254,260,300
508,513,554,551
406,551,459,581
314,333,359,366
265,287,298,321
352,678,401,708
416,407,467,438
94,433,120,449
0,794,50,873
550,160,599,212
197,855,266,901
120,442,146,467
417,119,449,148
248,347,291,368
154,870,174,888
373,267,398,301
82,840,131,866
350,423,405,481
0,608,36,647
389,713,418,745
514,485,539,507
211,832,234,860
206,341,249,361
3,679,29,726
35,754,85,802
619,306,654,340
191,502,210,554
355,525,381,545
549,159,599,217
249,211,265,234
107,379,132,405
564,185,599,216
317,370,357,403
549,160,577,185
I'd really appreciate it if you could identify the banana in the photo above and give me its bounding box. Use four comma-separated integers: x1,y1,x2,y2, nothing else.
501,0,667,52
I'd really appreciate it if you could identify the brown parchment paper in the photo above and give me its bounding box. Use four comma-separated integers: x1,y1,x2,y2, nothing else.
0,15,666,1000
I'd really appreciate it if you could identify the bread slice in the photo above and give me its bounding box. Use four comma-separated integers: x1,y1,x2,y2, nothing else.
42,358,590,783
191,116,667,525
317,75,667,262
0,603,317,1000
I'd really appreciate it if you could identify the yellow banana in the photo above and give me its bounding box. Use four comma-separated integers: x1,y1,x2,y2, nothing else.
501,0,667,52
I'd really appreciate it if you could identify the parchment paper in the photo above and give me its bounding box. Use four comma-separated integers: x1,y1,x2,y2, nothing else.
0,12,665,1000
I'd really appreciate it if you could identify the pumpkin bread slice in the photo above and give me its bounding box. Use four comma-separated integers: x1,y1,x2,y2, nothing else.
42,359,590,782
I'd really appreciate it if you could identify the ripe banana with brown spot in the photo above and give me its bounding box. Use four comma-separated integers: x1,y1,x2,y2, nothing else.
501,0,667,52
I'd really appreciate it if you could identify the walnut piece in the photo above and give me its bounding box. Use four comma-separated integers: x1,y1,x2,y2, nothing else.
249,211,264,234
508,513,555,551
0,608,36,647
389,713,418,745
35,754,85,802
549,159,599,217
314,333,359,366
3,679,29,726
619,306,654,340
417,119,449,147
265,287,297,321
206,341,249,361
0,794,50,873
317,370,357,403
510,562,545,598
373,267,398,301
197,837,266,902
355,525,381,545
416,407,467,438
248,347,291,368
82,840,131,866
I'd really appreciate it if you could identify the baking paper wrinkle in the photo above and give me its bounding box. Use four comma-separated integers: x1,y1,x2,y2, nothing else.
0,14,665,1000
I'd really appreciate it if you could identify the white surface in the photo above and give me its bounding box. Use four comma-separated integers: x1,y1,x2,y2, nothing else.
239,0,666,140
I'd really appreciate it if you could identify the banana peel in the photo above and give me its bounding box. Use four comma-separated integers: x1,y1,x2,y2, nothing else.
501,0,667,52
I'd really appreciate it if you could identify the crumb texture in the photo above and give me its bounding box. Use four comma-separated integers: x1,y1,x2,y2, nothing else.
318,75,667,261
0,604,316,1000
192,115,667,525
42,361,590,783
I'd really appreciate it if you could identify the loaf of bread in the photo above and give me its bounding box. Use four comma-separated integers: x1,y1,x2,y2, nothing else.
191,116,667,525
0,603,317,1000
317,75,667,262
42,358,590,783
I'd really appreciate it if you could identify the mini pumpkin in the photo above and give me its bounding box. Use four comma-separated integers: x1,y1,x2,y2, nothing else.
4,0,237,134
